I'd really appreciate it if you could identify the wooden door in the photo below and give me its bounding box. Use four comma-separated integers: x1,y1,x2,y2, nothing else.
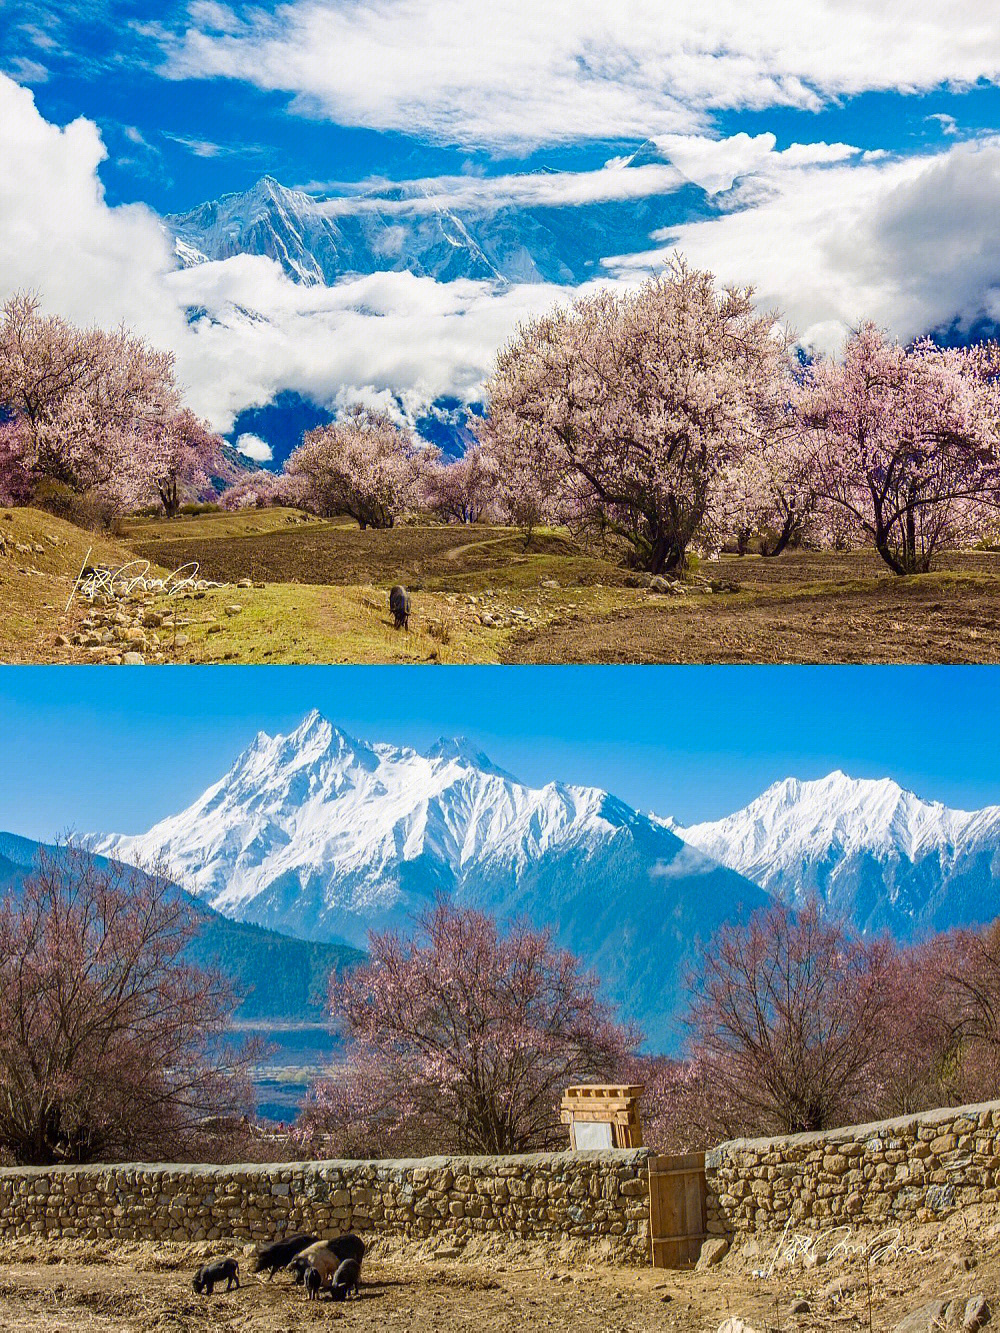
648,1152,707,1267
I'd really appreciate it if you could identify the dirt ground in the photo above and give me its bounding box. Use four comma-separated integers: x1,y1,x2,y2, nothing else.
506,568,1000,663
8,506,1000,664
1,1209,998,1333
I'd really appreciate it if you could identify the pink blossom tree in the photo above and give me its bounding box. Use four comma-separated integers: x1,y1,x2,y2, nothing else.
687,902,898,1135
478,260,795,573
0,843,252,1166
712,435,817,557
285,408,424,528
0,418,35,505
0,292,181,513
220,468,294,511
297,901,639,1157
146,409,230,517
800,324,1000,574
420,445,500,524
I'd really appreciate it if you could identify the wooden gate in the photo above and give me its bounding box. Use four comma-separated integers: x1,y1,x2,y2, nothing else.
648,1152,707,1267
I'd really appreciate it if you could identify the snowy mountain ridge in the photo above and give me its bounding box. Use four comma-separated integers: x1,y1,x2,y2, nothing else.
164,159,713,289
675,771,1000,936
96,711,768,1048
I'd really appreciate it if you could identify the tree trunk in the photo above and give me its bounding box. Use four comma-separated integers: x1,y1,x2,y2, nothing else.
760,514,797,558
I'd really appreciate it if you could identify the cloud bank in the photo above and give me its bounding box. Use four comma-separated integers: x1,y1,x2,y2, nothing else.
161,0,1000,149
4,73,1000,440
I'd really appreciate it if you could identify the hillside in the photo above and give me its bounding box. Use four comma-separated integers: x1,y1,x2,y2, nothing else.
0,832,362,1021
0,508,145,664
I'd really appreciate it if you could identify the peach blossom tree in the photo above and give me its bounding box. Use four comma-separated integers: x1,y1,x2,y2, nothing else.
478,260,795,573
0,292,181,512
297,902,639,1157
800,324,1000,574
285,408,425,528
0,844,251,1165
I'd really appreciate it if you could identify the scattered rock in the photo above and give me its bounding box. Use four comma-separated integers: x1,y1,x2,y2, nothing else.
237,578,253,588
224,603,242,616
649,574,685,594
820,1277,861,1302
53,634,68,647
790,1299,810,1315
965,1297,992,1332
696,1238,729,1270
717,1320,762,1333
122,652,145,665
541,578,560,588
893,1296,990,1333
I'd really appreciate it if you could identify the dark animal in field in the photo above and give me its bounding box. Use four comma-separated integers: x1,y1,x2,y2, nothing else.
331,1257,362,1300
289,1236,365,1286
389,584,410,629
253,1233,317,1279
192,1257,240,1295
305,1264,323,1301
330,1233,365,1266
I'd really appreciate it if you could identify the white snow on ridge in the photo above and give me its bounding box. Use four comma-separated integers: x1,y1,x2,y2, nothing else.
675,770,1000,935
98,710,639,928
680,771,984,869
97,711,771,1049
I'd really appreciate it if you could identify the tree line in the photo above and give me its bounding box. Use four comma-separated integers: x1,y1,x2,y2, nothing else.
6,845,1000,1168
4,261,1000,574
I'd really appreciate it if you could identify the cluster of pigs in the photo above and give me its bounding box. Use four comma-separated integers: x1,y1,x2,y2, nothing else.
192,1232,365,1302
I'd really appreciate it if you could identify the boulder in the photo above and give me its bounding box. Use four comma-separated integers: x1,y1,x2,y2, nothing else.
892,1296,990,1333
697,1237,729,1270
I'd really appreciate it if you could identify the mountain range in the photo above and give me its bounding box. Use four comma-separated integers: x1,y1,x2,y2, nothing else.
96,711,768,1048
165,153,711,290
46,717,1000,1049
676,771,1000,939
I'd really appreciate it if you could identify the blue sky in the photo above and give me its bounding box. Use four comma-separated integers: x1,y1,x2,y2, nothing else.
5,0,996,215
4,2,1000,445
2,666,999,840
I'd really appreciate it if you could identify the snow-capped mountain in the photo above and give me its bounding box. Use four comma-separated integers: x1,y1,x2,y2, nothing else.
97,711,767,1048
165,162,713,288
677,771,1000,937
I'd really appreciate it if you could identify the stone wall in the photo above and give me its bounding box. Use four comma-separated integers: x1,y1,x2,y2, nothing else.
0,1150,653,1262
705,1100,1000,1237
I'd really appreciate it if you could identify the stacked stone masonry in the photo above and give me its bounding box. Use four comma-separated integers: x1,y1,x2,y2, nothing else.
706,1099,1000,1237
0,1149,653,1263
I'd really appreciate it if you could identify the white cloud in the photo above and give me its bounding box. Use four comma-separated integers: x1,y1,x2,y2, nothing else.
0,75,562,430
234,432,273,461
313,160,687,215
642,133,858,195
5,72,1000,446
160,0,1000,149
604,137,1000,350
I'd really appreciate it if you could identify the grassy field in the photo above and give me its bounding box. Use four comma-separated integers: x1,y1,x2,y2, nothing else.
4,505,1000,663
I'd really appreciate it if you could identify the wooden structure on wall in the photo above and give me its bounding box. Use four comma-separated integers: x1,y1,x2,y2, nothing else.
648,1152,707,1268
559,1084,644,1150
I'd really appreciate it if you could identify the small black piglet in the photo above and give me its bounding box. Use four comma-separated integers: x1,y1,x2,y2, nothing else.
192,1257,240,1295
330,1257,361,1301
